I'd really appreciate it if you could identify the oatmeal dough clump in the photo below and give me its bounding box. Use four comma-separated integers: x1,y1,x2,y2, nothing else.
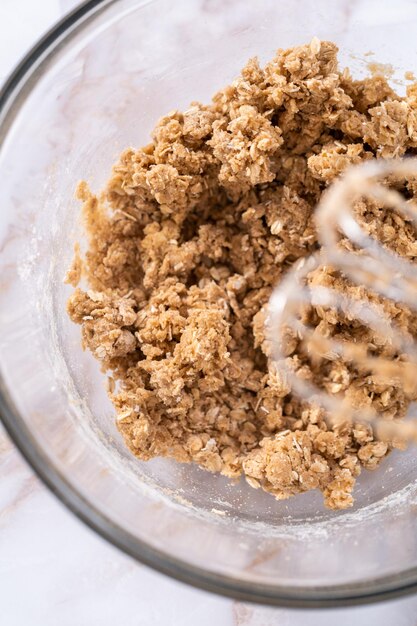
67,40,417,509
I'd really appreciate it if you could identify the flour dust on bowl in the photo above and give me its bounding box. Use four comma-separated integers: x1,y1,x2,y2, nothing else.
1,0,417,607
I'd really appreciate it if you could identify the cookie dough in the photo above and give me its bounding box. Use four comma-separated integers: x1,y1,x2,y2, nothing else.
67,39,417,509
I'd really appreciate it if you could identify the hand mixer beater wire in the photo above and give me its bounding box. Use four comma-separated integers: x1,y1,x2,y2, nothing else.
269,158,417,444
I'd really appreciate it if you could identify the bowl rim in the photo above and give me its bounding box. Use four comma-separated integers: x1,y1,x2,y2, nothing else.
2,0,417,608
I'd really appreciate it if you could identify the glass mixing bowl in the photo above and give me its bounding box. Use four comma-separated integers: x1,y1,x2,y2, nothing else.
2,0,417,608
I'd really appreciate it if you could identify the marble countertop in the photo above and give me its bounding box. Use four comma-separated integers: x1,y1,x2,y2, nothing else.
2,1,417,624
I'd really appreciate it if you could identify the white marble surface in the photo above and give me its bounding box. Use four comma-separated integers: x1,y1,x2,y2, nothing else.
2,1,417,625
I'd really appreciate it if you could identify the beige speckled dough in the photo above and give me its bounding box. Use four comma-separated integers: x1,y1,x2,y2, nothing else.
67,39,417,509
